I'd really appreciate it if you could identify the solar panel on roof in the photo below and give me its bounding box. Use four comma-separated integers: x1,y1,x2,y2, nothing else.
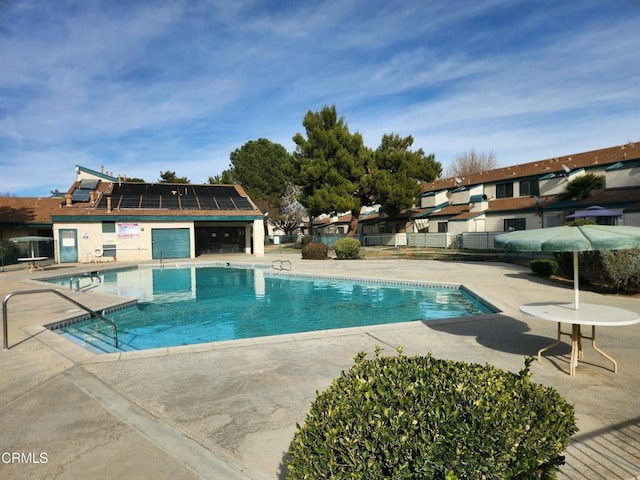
120,195,141,208
96,196,108,209
162,195,179,209
78,179,100,190
192,185,211,196
71,190,91,202
216,197,235,209
141,195,161,209
114,183,146,195
234,197,253,209
198,197,218,210
180,197,199,209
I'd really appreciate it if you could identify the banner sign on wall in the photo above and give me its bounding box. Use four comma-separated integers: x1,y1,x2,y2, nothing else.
117,222,140,239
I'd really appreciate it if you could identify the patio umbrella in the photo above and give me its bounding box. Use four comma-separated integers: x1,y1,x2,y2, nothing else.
566,205,623,219
9,235,54,258
494,225,640,310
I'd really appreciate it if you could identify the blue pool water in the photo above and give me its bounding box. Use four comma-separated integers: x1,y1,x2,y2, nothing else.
47,266,495,353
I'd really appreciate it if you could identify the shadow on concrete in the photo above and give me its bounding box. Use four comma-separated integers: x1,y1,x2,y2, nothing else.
2,327,49,350
504,271,575,291
277,453,290,480
424,313,571,358
565,415,640,478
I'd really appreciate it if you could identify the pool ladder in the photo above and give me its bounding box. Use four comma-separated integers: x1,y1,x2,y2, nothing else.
2,289,118,350
271,259,291,271
69,272,102,292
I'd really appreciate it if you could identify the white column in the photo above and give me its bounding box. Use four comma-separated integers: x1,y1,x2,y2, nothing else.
252,219,265,257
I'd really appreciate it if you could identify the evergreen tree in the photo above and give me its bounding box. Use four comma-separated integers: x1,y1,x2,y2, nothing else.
366,133,441,217
159,171,190,183
226,138,293,206
293,105,371,234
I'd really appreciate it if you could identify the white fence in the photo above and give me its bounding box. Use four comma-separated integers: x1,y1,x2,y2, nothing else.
460,232,504,250
406,233,452,248
272,231,510,251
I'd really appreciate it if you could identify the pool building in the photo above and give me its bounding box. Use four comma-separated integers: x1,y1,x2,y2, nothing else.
48,166,266,263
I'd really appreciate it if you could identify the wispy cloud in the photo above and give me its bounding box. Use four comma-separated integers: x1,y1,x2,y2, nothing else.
1,0,638,196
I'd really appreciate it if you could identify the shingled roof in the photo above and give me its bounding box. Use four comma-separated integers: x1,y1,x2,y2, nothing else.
0,197,62,226
423,142,639,193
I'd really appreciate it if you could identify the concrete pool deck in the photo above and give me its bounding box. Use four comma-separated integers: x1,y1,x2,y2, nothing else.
1,253,639,479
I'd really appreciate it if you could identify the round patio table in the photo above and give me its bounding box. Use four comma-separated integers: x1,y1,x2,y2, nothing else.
520,303,640,376
17,256,48,272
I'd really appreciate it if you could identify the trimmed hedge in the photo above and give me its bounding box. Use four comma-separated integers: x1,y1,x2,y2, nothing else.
555,250,640,292
554,252,574,280
530,259,558,276
580,249,640,292
301,241,329,260
334,237,361,259
287,349,577,479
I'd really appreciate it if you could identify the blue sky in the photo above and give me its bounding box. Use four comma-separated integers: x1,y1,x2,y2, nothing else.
1,0,639,196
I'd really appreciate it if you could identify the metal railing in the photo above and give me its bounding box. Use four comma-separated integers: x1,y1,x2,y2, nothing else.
3,289,118,350
271,259,292,271
69,273,102,292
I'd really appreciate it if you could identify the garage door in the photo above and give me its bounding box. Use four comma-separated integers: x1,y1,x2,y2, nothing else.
152,228,190,259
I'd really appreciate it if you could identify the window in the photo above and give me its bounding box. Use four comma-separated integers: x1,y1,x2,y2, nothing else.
504,218,526,232
519,179,539,197
496,182,514,198
102,221,116,233
102,244,116,258
437,222,448,233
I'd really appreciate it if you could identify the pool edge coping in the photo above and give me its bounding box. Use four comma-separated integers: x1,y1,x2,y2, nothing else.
34,264,503,363
31,312,507,365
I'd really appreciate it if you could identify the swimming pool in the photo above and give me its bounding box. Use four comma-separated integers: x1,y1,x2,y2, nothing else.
45,265,496,353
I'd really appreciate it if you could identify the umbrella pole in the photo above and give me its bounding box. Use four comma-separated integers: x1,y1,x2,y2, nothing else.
573,251,579,310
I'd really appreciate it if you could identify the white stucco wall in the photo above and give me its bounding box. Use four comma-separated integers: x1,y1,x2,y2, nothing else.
605,166,640,189
54,218,266,262
54,221,195,263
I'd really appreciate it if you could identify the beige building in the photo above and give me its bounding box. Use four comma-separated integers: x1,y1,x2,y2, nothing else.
412,142,640,238
0,166,265,266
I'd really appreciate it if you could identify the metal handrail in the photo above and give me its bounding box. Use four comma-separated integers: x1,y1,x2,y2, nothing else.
3,289,118,350
69,273,102,292
271,259,291,271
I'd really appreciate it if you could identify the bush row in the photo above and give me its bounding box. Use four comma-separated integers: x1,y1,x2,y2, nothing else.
300,237,362,260
555,249,640,292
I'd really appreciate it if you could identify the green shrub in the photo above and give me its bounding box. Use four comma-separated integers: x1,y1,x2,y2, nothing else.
553,252,574,280
301,241,329,260
555,250,640,292
580,249,640,292
287,350,577,480
301,235,314,247
334,237,361,259
530,259,558,276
